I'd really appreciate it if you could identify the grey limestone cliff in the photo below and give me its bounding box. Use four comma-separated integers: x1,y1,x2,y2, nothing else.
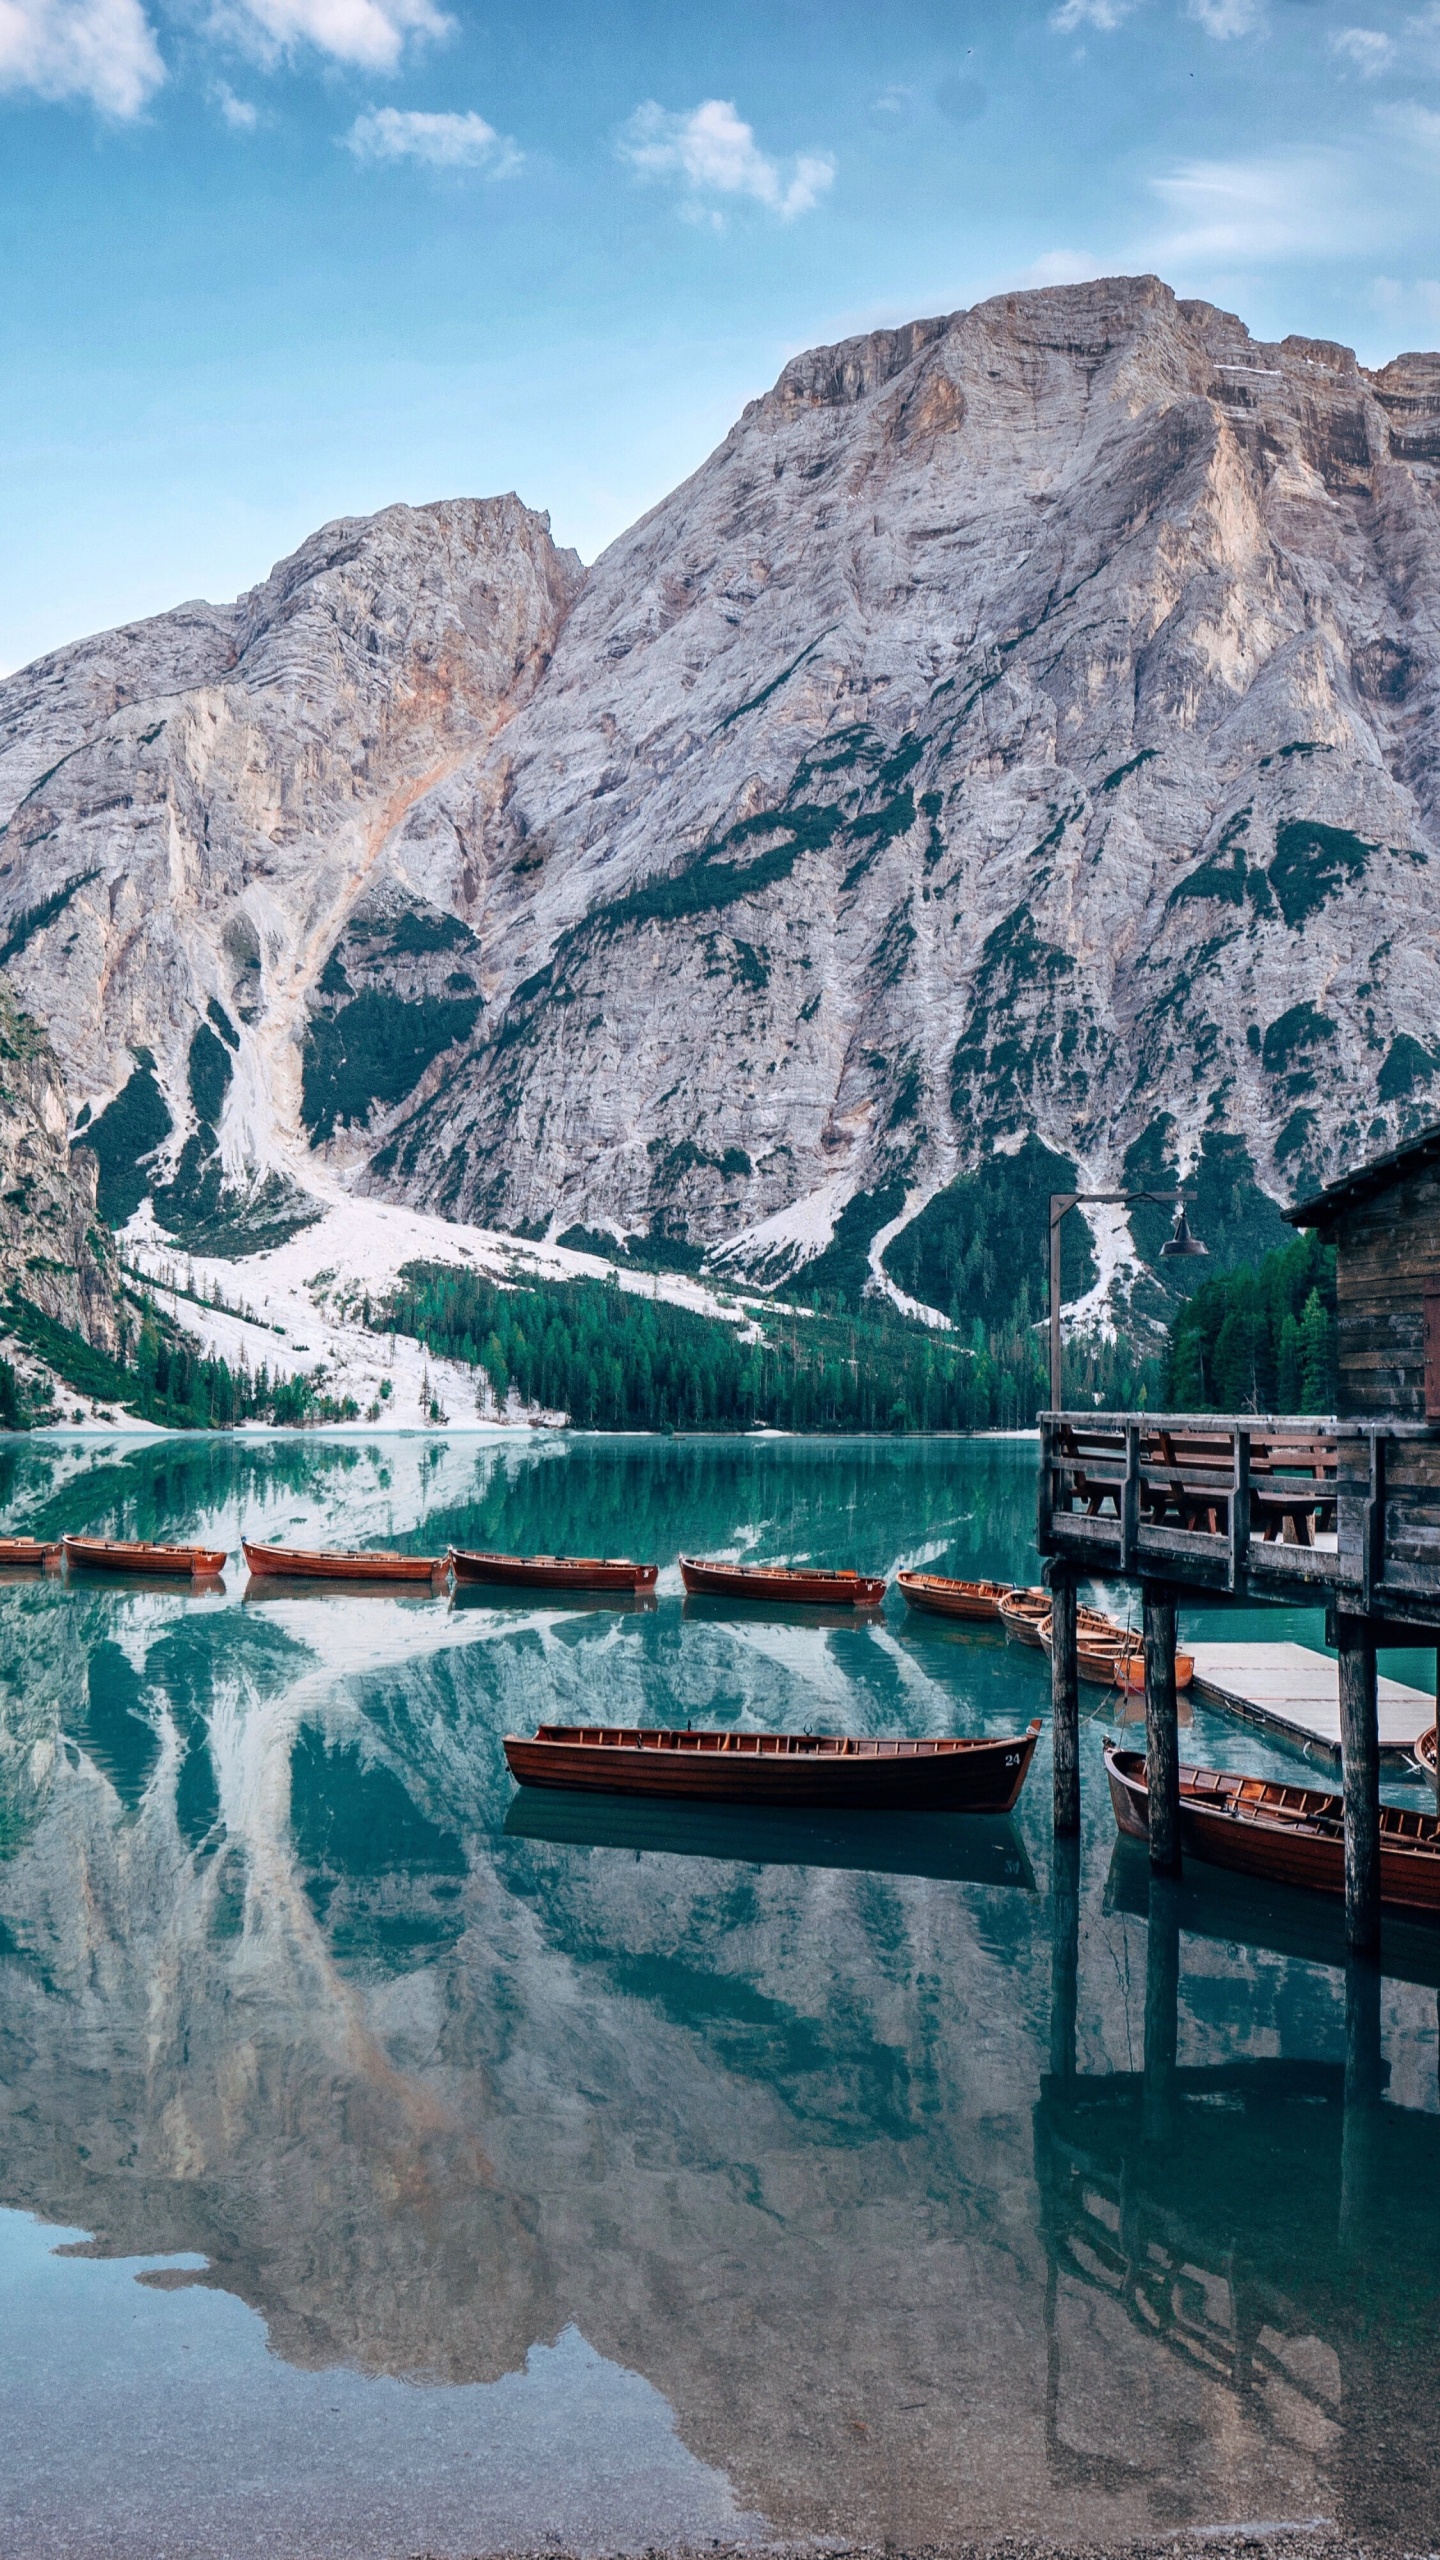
3,275,1439,1308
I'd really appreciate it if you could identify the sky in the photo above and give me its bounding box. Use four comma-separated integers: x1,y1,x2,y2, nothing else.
2,0,1439,672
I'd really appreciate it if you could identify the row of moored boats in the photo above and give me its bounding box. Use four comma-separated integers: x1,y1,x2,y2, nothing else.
15,1531,1438,1918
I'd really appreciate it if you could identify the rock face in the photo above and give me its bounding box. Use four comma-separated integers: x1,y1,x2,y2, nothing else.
0,981,119,1359
0,497,581,1254
5,275,1440,1303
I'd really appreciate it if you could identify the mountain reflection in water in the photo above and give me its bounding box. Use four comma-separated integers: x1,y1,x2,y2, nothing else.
0,1433,1435,2555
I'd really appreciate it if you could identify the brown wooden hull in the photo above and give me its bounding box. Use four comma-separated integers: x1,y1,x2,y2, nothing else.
679,1557,887,1607
0,1539,62,1567
999,1589,1051,1646
63,1535,227,1576
1417,1725,1437,1778
450,1549,658,1592
1105,1741,1440,1915
506,1719,1042,1812
242,1540,442,1581
897,1572,1011,1620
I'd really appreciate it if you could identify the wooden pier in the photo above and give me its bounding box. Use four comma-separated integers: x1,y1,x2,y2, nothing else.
1187,1642,1432,1762
1038,1120,1440,1954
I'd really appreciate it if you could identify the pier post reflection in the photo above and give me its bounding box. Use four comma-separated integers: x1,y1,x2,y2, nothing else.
1141,1871,1180,2143
1340,1952,1383,2250
1048,1831,1080,2087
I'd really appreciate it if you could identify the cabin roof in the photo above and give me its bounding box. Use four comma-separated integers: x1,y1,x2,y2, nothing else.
1286,1119,1440,1228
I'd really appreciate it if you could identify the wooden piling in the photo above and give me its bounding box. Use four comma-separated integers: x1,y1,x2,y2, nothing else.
1337,1612,1381,1954
1049,1567,1080,1837
1142,1581,1181,1874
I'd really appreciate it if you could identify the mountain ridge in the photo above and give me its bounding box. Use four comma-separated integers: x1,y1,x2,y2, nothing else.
2,272,1438,1380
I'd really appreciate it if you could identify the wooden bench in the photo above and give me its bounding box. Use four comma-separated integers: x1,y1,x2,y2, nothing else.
1142,1429,1236,1536
1248,1437,1337,1546
1052,1424,1128,1519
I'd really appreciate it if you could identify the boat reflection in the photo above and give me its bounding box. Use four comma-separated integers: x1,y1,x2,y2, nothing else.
242,1572,443,1605
451,1582,657,1615
504,1784,1036,1886
1103,1829,1440,1988
65,1567,227,1598
680,1593,885,1632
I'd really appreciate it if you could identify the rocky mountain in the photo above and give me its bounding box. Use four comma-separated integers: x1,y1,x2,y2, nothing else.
4,272,1440,1337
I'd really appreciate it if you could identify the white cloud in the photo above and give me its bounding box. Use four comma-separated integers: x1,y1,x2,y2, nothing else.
1049,0,1140,29
0,0,163,115
1187,0,1263,34
1147,149,1360,262
1330,25,1395,72
220,0,449,74
213,78,257,126
1015,248,1109,286
345,104,519,170
618,98,834,223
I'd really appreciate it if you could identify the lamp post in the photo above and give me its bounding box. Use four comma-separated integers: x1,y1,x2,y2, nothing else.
1047,1191,1206,1417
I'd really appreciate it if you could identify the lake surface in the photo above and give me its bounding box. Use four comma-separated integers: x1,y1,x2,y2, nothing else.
0,1430,1437,2557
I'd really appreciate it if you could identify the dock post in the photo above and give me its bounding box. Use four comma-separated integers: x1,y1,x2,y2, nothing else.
1049,1829,1080,2085
1142,1869,1180,2143
1142,1580,1181,1874
1336,1612,1381,1955
1049,1566,1080,1836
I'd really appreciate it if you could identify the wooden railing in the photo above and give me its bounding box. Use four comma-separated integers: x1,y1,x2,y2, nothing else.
1037,1411,1440,1621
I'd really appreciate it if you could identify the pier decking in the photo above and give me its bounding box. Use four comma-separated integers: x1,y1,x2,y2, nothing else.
1187,1641,1432,1763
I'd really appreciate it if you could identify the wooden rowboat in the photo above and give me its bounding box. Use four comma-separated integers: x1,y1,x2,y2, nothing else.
1105,1740,1440,1915
63,1534,227,1576
449,1549,658,1593
505,1718,1043,1812
242,1539,442,1582
1117,1650,1194,1694
0,1537,62,1567
1417,1725,1437,1778
678,1557,887,1607
897,1572,1012,1620
998,1587,1051,1645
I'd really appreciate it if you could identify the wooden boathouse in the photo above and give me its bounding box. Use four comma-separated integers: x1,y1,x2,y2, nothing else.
1037,1122,1440,1950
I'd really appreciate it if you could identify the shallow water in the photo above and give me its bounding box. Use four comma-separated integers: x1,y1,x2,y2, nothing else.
0,1430,1436,2556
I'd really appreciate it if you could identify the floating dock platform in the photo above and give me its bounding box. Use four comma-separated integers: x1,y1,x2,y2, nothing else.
1188,1642,1432,1764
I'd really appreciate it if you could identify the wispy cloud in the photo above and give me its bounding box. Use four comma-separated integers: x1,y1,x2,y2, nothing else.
1049,0,1141,30
215,0,450,74
1146,148,1361,262
345,105,520,170
1187,0,1263,35
1330,25,1396,73
212,78,258,127
0,0,164,116
617,98,834,224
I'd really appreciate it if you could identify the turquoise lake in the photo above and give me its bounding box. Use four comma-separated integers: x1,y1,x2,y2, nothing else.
0,1430,1437,2556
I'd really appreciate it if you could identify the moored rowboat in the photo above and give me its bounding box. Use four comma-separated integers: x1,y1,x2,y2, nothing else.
505,1718,1043,1812
897,1572,1011,1620
0,1537,62,1567
678,1557,887,1606
1117,1650,1194,1694
1104,1740,1440,1915
449,1549,658,1593
63,1534,227,1576
1417,1725,1437,1778
243,1540,442,1581
998,1587,1051,1645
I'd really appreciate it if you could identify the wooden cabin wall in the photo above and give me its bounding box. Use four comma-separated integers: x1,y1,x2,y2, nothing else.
1331,1160,1440,1419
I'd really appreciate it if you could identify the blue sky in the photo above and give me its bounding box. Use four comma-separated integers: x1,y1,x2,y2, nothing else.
2,0,1439,670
